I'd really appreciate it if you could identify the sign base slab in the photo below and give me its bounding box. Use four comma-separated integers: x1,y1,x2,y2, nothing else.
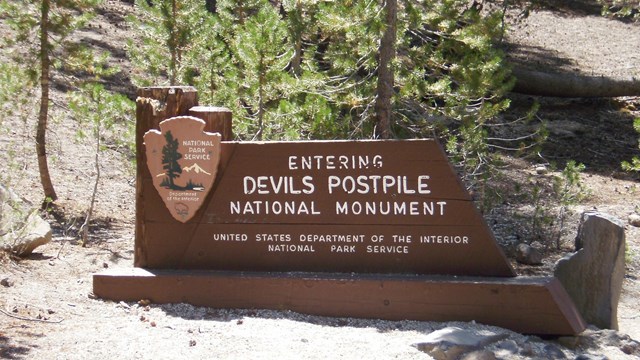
93,268,585,335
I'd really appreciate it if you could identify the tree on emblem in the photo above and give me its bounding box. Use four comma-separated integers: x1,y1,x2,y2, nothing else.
161,130,182,190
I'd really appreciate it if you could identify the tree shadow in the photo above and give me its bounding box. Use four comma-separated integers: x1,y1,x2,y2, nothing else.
75,35,136,98
501,94,640,180
0,335,31,360
46,204,133,257
50,64,135,101
95,4,129,26
502,42,578,74
48,1,137,99
501,1,639,77
510,0,604,18
22,253,54,261
507,0,639,25
536,0,603,16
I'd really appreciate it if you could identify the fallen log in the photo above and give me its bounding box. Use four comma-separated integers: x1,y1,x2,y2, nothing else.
512,68,640,98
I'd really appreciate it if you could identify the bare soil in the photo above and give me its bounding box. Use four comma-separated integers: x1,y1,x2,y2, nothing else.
1,1,640,358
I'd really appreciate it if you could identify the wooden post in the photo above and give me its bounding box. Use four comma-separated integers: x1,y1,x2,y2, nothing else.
135,86,198,267
189,106,233,141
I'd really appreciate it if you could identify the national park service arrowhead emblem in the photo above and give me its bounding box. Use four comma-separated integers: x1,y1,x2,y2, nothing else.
144,116,222,223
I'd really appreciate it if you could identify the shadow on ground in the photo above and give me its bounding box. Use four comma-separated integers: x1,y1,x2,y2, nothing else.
0,335,31,360
497,94,640,179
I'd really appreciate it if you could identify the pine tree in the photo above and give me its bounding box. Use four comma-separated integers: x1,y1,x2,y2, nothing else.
187,1,239,113
127,0,206,86
162,131,182,189
0,0,101,203
210,1,292,140
278,0,345,140
622,118,640,172
239,6,290,140
314,0,383,138
407,0,513,184
375,0,397,139
69,83,133,245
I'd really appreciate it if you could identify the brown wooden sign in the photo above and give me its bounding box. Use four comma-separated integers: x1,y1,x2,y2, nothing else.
137,128,515,277
93,87,586,336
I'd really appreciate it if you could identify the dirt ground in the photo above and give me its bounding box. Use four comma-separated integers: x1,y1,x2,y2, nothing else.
1,1,640,359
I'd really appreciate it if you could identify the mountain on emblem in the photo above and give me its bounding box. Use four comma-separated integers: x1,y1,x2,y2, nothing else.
183,163,212,175
144,116,222,223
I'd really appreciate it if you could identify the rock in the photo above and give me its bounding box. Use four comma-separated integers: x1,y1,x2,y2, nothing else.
535,165,548,175
413,327,508,360
0,185,51,257
494,339,519,354
546,120,587,139
628,213,640,227
559,327,640,358
544,343,567,359
597,329,640,355
620,340,640,355
574,354,608,360
557,336,581,349
530,241,545,250
519,342,537,357
459,349,496,360
1,277,14,287
554,211,625,330
515,243,543,265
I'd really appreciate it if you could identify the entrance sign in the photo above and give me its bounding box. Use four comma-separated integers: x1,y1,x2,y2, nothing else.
140,139,514,276
144,116,222,223
93,87,586,336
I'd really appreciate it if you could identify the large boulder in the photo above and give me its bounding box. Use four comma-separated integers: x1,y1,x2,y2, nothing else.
0,185,52,256
554,211,625,330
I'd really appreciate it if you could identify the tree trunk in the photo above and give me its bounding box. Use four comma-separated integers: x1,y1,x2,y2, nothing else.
80,121,100,247
205,0,216,14
512,68,640,98
37,0,57,203
256,54,265,141
375,0,397,139
169,0,178,85
290,0,303,76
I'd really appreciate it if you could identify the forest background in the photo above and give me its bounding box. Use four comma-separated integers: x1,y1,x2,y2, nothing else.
1,0,638,208
1,0,640,358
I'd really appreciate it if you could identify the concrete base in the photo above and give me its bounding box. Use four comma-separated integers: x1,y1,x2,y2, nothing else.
93,268,586,335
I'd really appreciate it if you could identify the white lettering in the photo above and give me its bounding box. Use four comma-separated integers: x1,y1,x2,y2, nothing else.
243,176,315,195
325,175,431,195
334,201,447,216
267,244,316,253
288,155,384,170
230,201,321,215
420,235,470,244
366,245,409,254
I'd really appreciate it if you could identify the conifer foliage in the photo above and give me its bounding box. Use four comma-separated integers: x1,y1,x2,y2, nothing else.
130,0,511,148
125,0,515,190
127,0,204,85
